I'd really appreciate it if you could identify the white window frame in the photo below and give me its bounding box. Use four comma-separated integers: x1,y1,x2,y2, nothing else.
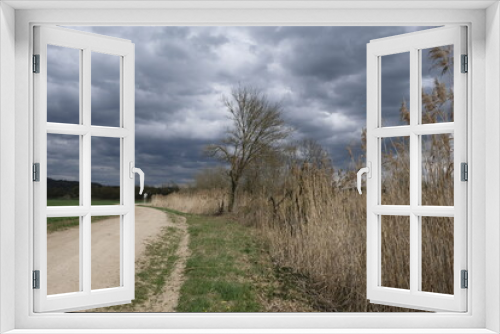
1,1,499,333
365,26,467,312
33,26,136,313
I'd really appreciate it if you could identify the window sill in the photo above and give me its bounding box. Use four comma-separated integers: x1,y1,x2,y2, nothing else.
4,329,498,334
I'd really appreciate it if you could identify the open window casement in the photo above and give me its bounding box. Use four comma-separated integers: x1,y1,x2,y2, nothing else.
33,26,140,312
361,26,467,312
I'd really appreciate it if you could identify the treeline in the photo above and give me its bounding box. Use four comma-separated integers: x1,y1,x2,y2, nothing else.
48,178,179,201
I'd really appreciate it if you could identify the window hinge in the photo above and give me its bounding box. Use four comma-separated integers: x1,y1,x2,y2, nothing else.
461,162,468,182
461,270,468,289
33,270,40,289
33,54,40,73
461,54,468,73
33,163,40,182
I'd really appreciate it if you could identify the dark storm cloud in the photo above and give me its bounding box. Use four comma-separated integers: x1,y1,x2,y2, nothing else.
48,25,435,186
91,137,120,186
381,52,411,126
47,134,79,181
91,52,121,127
135,137,219,185
47,45,80,124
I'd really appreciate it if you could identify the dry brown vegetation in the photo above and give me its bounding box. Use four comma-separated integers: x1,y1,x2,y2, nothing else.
152,188,228,215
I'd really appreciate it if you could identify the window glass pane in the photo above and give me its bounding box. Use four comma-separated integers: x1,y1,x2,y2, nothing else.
381,52,410,127
47,45,80,124
421,45,454,124
91,137,121,205
381,215,410,290
91,215,121,290
92,52,121,127
47,216,80,295
421,216,454,295
47,134,80,206
421,134,454,206
381,136,410,205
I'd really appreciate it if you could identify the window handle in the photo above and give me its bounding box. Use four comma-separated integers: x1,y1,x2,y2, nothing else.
357,162,371,195
129,162,145,195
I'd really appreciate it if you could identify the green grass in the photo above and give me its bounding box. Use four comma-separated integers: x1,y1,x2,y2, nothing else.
156,208,263,312
133,226,181,305
47,216,114,233
47,199,119,206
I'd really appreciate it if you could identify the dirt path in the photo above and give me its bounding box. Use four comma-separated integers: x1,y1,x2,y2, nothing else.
47,206,178,295
149,214,190,312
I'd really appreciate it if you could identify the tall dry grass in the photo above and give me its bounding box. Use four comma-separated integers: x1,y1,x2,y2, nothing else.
152,188,228,215
244,147,452,312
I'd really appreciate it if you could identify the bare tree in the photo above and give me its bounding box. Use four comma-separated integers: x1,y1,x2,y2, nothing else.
205,86,290,213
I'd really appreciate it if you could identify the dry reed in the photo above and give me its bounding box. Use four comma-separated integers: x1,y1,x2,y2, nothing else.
152,188,228,215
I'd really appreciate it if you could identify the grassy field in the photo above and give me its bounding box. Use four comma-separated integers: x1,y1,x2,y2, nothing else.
47,199,119,206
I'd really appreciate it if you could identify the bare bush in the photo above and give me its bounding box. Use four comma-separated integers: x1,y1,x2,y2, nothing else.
152,189,228,215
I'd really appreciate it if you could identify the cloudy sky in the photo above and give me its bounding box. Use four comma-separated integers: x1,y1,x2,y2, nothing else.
46,25,442,187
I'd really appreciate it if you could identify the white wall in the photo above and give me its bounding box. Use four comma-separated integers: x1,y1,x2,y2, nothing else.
3,4,496,332
486,2,500,333
0,2,16,333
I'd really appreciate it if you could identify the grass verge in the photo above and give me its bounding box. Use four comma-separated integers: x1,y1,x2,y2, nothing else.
159,209,261,312
156,208,315,312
